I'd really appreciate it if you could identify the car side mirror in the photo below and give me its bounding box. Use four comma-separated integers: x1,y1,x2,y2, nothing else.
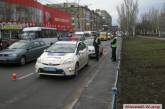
44,49,47,52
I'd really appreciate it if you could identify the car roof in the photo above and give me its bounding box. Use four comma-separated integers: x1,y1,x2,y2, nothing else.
75,31,84,34
18,39,44,43
23,27,56,31
55,41,80,45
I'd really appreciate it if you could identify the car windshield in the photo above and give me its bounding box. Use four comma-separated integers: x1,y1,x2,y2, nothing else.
85,39,94,46
20,31,38,39
84,33,91,37
8,41,28,49
47,43,76,53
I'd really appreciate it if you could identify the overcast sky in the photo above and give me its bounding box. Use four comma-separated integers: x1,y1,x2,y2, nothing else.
38,0,165,25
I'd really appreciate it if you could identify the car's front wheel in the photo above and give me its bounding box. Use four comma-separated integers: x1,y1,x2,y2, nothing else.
20,56,26,65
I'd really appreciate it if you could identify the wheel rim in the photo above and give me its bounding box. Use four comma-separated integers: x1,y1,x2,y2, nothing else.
20,57,25,65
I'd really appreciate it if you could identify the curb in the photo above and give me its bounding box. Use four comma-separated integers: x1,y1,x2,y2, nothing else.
111,37,122,109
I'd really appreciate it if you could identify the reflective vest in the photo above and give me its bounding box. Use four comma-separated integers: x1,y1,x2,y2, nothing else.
95,37,100,45
111,39,117,48
111,43,117,48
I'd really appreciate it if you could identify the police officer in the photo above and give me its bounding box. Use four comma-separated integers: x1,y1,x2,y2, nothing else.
93,33,101,61
111,37,117,62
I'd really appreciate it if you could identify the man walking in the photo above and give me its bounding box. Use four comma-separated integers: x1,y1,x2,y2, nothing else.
111,37,117,62
93,33,101,61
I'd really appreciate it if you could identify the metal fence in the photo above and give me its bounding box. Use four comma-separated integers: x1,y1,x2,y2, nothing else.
111,37,122,109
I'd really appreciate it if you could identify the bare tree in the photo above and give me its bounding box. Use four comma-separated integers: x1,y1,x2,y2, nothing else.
159,3,165,36
136,2,165,37
117,0,139,37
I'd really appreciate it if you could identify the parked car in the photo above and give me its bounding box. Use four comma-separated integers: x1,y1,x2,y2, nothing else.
85,38,103,58
99,32,108,41
108,32,113,40
58,33,86,42
35,41,89,77
0,39,18,50
0,40,48,65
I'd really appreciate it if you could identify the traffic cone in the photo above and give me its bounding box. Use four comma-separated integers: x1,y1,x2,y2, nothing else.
11,72,17,81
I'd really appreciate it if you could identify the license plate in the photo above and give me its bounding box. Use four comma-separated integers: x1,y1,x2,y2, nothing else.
44,67,56,71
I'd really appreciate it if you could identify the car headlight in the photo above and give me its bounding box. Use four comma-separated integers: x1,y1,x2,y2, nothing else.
37,57,41,63
63,58,74,64
8,54,17,57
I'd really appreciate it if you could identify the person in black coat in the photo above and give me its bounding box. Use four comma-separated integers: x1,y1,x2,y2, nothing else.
93,34,101,61
111,37,117,61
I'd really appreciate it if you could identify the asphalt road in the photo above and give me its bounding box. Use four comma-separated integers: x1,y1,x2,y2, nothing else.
0,41,112,109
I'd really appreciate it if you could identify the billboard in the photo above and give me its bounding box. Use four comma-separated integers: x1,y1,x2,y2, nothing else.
0,0,72,32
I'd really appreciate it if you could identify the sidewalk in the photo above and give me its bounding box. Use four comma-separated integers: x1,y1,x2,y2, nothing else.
73,37,122,109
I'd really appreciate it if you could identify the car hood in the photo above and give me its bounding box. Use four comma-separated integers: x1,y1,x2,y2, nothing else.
0,49,25,55
40,52,74,64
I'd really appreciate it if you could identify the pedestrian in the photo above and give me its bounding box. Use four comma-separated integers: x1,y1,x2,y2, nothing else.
93,33,101,61
111,37,117,62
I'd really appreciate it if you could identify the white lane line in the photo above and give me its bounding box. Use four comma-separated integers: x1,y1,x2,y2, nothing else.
66,98,79,109
65,53,107,109
18,72,35,80
85,70,99,88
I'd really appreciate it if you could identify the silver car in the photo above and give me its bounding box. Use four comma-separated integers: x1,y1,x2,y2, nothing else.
0,40,48,65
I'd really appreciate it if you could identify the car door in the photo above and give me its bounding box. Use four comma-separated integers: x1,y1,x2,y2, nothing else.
78,42,87,67
32,41,43,59
77,43,84,69
26,41,41,61
81,42,88,66
38,41,47,56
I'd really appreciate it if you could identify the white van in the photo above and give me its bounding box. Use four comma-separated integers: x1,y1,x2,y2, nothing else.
21,27,58,45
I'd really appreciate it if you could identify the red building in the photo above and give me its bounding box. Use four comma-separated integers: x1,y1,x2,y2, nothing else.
0,0,72,39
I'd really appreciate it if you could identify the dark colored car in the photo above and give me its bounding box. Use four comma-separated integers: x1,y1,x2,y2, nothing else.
0,40,48,65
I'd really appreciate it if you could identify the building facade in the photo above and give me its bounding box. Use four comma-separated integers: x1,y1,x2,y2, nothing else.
95,9,112,31
48,3,103,31
0,0,72,39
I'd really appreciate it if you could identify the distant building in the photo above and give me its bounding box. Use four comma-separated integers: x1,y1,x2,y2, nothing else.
95,9,112,31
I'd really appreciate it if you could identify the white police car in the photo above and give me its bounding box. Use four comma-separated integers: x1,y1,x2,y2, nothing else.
35,41,89,77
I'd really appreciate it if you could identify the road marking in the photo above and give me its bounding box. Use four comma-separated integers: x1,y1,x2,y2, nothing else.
64,67,101,109
85,70,99,88
66,98,79,109
64,51,108,109
18,72,35,80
